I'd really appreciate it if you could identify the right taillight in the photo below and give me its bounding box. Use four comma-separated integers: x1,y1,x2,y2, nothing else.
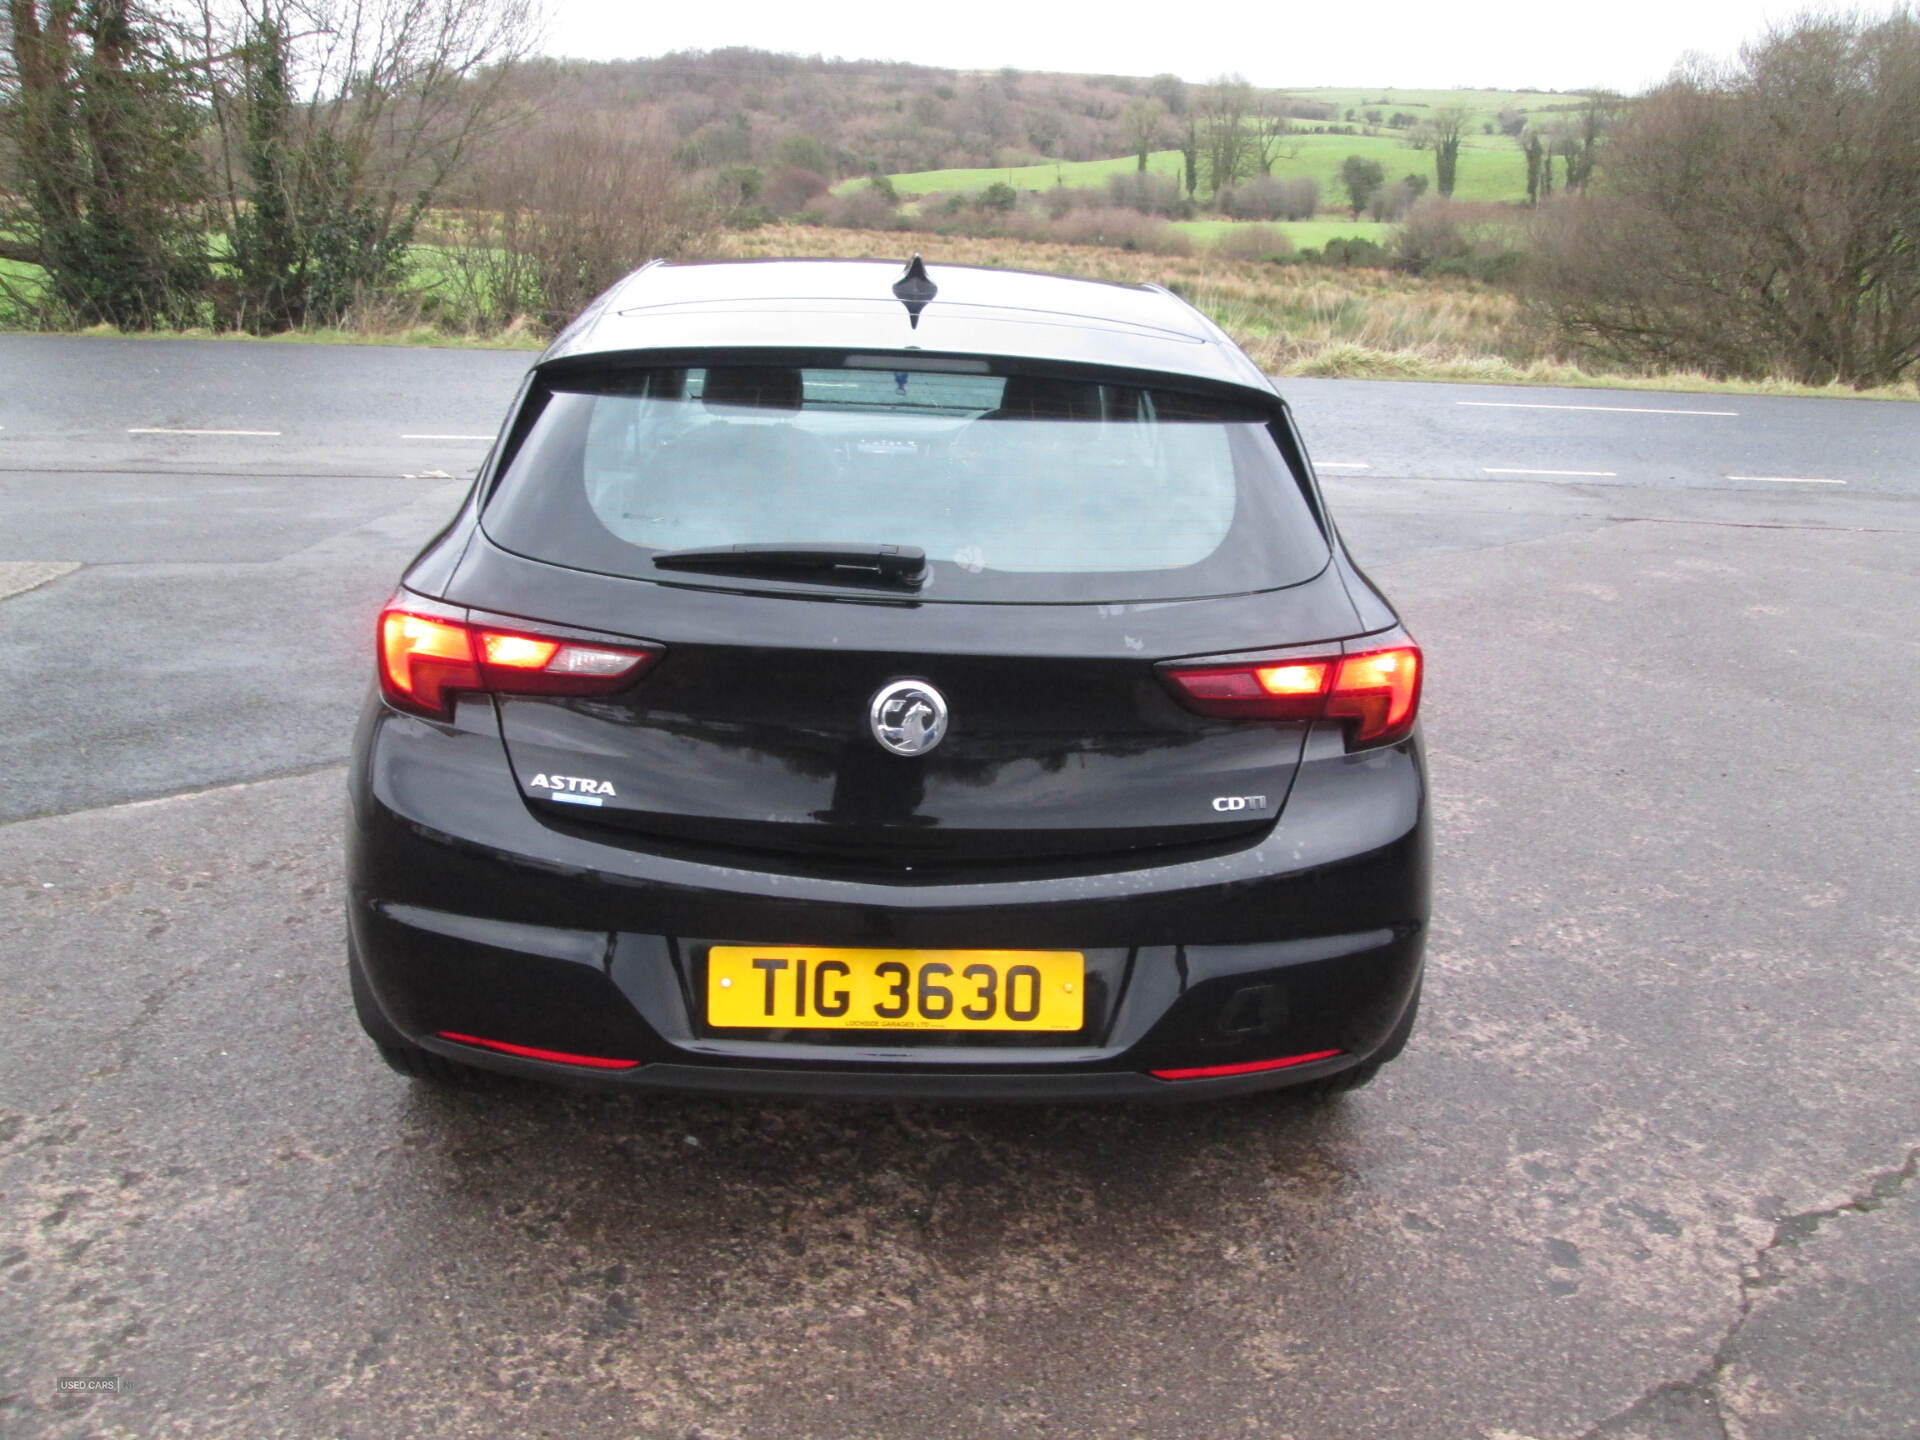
377,593,661,720
1162,632,1422,750
1324,645,1421,747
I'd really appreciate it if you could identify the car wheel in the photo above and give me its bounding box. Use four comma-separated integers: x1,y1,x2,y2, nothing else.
348,940,490,1086
1298,979,1422,1101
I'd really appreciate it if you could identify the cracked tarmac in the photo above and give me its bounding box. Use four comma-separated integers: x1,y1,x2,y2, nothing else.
1580,1149,1920,1440
2,352,1918,1439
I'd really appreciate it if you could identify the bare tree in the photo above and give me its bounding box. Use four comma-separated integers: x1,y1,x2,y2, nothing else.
961,79,1013,165
1196,74,1252,198
1532,11,1920,387
194,0,541,328
1,0,212,325
437,115,713,332
1119,97,1165,172
1563,91,1618,189
1249,101,1298,176
1426,104,1468,197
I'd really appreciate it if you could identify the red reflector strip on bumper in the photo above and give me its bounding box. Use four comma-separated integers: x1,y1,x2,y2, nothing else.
436,1031,642,1070
1150,1049,1343,1081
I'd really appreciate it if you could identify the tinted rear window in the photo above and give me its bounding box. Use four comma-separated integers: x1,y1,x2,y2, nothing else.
480,361,1328,602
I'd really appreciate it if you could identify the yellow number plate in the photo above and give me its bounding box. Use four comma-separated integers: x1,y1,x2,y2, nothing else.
707,947,1085,1031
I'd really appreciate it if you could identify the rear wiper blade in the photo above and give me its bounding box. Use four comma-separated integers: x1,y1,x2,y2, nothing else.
650,542,927,586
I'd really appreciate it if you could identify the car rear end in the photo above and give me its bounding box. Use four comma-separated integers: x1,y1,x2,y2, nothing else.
347,262,1428,1099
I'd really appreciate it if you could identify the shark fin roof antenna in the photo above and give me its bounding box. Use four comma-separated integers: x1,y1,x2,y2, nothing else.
892,254,938,329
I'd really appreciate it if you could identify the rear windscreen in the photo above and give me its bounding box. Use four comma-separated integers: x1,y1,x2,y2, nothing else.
479,360,1329,602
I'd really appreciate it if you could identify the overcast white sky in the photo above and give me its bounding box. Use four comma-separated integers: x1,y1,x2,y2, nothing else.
542,0,1885,94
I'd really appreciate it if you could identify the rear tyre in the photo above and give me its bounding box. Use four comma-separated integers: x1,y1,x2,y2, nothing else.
1297,978,1422,1101
348,940,490,1087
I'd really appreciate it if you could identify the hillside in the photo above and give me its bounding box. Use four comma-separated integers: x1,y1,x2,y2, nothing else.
498,49,1574,198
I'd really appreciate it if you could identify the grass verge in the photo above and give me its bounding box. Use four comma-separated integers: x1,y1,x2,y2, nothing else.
45,320,547,351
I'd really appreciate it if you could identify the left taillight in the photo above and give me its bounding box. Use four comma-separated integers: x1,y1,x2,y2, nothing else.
1161,630,1422,750
377,594,661,720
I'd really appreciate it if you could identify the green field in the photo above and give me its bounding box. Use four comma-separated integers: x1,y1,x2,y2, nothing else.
1286,86,1572,123
870,128,1531,209
0,256,44,322
874,150,1187,198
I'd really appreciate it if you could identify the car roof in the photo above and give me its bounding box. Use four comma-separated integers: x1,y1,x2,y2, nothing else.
539,257,1277,397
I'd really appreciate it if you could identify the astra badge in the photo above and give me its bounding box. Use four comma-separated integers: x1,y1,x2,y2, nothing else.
529,773,617,796
869,680,949,757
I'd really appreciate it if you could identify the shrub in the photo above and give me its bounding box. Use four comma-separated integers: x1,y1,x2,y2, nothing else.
978,181,1019,213
1393,199,1528,280
1339,156,1386,217
1223,176,1318,221
1367,177,1428,223
765,166,829,215
1107,171,1190,218
773,133,831,176
1320,236,1389,268
1209,224,1294,263
824,186,900,231
711,166,765,209
1041,185,1084,220
1049,208,1192,254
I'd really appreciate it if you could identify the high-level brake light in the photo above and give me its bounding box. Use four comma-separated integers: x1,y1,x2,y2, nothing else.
1161,632,1422,749
378,594,662,720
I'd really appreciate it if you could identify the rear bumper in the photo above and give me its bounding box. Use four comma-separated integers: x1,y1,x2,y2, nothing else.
404,1045,1369,1102
347,698,1430,1099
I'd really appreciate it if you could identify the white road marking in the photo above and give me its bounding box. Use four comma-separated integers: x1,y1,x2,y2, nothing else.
1458,400,1739,417
1727,474,1846,485
1316,461,1370,469
127,427,281,437
0,561,80,602
402,433,494,441
1484,467,1618,478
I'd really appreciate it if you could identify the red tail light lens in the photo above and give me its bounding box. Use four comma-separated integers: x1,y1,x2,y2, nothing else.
380,609,482,719
479,633,560,669
1326,646,1421,747
1157,658,1333,721
378,594,661,720
1162,632,1422,749
474,628,660,695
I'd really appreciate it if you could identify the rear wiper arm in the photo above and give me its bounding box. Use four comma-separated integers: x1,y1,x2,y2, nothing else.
650,542,927,587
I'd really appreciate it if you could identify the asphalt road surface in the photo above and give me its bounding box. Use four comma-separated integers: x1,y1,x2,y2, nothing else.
2,335,1916,1440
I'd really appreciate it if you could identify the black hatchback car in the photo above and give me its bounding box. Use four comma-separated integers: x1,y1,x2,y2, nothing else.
347,256,1429,1100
